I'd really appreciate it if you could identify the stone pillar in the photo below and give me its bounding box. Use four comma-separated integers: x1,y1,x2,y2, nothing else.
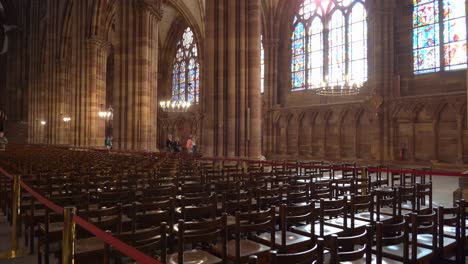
113,0,161,151
367,0,396,161
203,0,262,158
85,37,111,147
56,59,72,145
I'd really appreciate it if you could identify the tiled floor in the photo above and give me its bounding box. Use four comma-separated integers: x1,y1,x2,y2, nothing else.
0,175,462,263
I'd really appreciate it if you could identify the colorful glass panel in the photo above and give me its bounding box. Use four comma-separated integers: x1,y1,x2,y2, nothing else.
261,37,265,94
308,17,323,88
292,0,368,91
171,27,200,103
349,3,367,84
413,0,466,73
329,11,346,85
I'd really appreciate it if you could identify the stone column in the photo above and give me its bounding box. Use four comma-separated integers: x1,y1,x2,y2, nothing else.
113,0,161,151
203,0,262,158
56,59,72,145
367,0,396,161
85,37,111,147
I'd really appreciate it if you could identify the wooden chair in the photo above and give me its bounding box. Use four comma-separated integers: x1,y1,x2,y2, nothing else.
257,203,316,253
437,204,461,263
415,182,432,213
214,207,275,263
375,187,397,222
318,197,347,237
270,237,324,264
167,215,227,264
108,222,168,264
349,193,375,229
409,210,438,258
328,225,372,264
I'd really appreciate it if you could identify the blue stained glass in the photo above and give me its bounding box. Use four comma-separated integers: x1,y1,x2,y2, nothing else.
293,23,305,40
291,0,369,91
171,27,199,104
414,46,440,72
444,18,466,43
443,0,465,20
414,0,435,5
415,24,440,48
413,2,438,27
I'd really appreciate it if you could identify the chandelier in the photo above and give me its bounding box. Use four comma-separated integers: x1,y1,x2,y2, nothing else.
315,75,363,96
159,100,191,113
98,105,113,120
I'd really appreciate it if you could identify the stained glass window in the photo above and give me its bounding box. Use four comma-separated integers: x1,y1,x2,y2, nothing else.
172,27,200,103
413,0,467,73
292,22,306,90
261,36,265,94
329,10,346,85
349,2,367,85
291,0,368,91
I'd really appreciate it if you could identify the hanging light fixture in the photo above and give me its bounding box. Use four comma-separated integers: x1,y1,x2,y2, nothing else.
159,100,191,113
315,75,363,96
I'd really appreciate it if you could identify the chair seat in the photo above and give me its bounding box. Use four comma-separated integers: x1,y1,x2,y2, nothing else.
336,254,401,264
442,225,468,238
75,237,105,257
167,249,222,264
354,212,392,222
213,239,270,262
38,222,64,234
373,243,433,262
255,230,311,248
409,233,457,249
291,223,344,237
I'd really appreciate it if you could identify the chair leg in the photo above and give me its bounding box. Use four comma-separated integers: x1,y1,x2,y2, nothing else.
30,224,35,254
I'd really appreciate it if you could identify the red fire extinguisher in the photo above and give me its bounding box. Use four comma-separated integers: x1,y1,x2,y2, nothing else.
399,146,405,161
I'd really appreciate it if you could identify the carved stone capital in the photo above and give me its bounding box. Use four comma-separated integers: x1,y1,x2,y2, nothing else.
136,0,163,21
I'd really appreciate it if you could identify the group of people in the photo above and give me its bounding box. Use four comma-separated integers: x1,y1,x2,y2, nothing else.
166,134,197,155
0,131,7,151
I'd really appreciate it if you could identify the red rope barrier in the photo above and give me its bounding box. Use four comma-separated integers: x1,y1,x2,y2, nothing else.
73,215,161,264
0,167,13,180
19,180,63,214
367,168,468,177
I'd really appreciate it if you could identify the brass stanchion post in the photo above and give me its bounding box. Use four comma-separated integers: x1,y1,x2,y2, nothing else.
0,174,28,258
62,206,76,264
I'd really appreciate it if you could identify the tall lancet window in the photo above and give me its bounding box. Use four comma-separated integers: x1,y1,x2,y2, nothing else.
413,0,467,73
172,27,200,103
261,36,265,94
291,0,368,91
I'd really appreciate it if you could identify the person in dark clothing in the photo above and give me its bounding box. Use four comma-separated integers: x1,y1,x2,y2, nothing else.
173,136,182,153
166,134,174,152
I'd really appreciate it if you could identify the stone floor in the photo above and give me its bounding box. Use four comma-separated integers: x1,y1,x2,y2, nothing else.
0,175,462,263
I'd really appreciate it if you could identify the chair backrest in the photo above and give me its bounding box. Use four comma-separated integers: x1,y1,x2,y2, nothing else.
319,197,347,236
235,207,276,262
329,226,372,264
112,222,168,263
410,210,437,259
437,204,460,259
180,193,217,221
375,218,409,264
131,199,174,231
375,188,397,220
176,214,228,264
280,202,317,249
350,193,374,228
416,182,432,212
270,237,324,264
